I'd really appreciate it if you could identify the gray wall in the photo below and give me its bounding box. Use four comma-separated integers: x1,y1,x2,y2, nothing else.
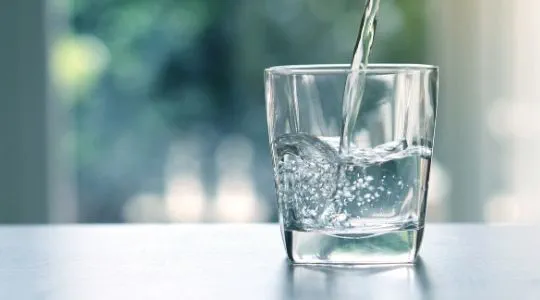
0,2,49,223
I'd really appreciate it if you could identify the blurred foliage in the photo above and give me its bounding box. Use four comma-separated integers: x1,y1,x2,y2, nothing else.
58,0,427,222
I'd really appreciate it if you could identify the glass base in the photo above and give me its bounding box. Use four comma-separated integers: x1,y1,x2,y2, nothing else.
284,227,423,265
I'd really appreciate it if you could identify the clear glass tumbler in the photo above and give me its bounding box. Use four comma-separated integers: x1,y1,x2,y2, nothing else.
265,64,438,264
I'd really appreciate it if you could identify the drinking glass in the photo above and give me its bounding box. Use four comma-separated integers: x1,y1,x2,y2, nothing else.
265,64,438,264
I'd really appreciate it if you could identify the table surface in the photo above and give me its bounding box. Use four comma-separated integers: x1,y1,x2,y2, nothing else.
0,224,538,300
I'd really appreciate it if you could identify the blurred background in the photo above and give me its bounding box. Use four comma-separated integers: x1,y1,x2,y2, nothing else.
0,0,536,224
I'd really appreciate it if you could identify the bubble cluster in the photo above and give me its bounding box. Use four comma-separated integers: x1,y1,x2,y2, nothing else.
273,134,431,231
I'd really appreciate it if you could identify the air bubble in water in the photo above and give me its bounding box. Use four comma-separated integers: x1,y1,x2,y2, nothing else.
273,133,431,231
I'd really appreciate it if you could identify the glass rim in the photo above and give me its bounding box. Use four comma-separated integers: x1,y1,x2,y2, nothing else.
265,64,438,75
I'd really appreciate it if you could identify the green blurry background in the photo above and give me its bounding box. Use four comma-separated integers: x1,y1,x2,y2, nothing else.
6,0,529,224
